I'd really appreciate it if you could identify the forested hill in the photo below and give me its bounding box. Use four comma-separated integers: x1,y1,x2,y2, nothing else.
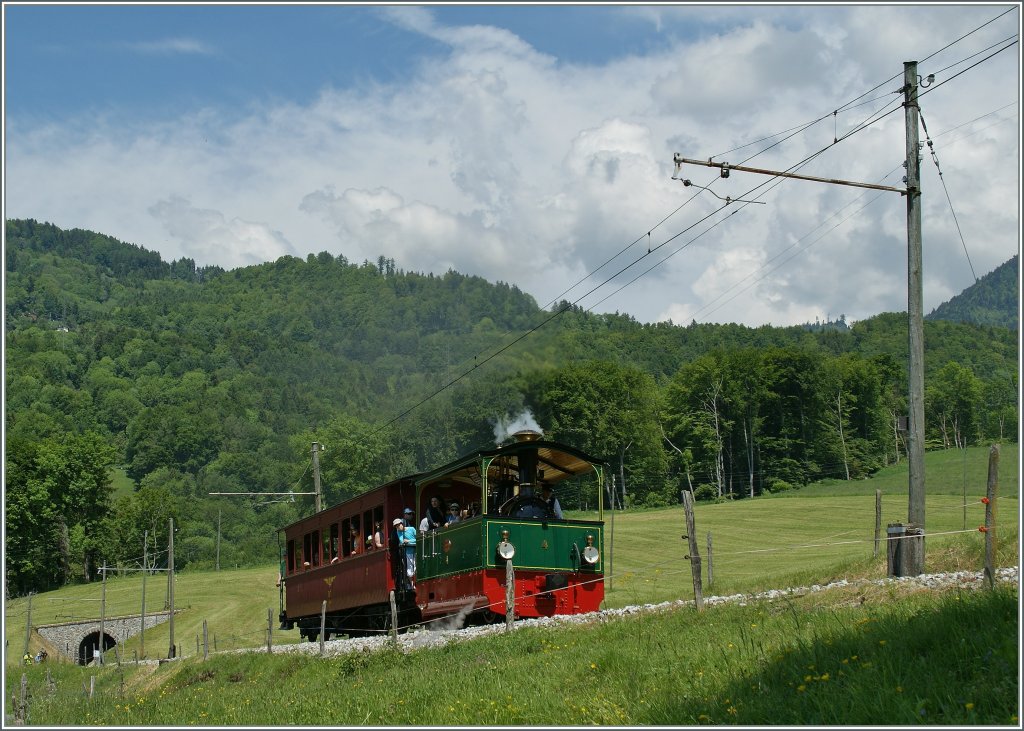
927,254,1018,330
4,218,1018,595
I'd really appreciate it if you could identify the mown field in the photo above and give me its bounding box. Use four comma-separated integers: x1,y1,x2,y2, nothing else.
5,444,1019,725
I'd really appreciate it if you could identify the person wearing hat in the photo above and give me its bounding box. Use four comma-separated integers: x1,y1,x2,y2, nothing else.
397,510,417,588
541,483,563,519
444,501,461,526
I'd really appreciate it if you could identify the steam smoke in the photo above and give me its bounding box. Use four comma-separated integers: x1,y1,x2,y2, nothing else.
492,409,542,445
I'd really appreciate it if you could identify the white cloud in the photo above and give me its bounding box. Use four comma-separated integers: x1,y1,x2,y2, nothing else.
124,38,215,55
4,6,1019,327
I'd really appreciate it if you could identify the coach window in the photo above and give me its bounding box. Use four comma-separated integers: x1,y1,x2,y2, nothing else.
287,539,296,574
325,526,335,564
302,533,312,569
363,510,373,550
341,518,352,558
310,529,321,567
329,523,340,562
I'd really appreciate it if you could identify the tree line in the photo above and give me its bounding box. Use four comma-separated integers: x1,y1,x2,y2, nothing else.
4,219,1017,595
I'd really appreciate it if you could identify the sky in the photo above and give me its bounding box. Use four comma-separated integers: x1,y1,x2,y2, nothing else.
3,3,1020,327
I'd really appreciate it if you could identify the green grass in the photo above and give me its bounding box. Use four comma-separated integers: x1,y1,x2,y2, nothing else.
12,586,1018,725
5,444,1018,725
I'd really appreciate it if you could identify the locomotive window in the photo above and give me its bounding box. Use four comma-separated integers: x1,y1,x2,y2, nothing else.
287,539,296,574
310,530,321,566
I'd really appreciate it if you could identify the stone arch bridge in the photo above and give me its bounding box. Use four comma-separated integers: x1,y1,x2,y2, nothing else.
35,611,176,665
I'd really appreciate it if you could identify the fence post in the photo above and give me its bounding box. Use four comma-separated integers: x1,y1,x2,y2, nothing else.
203,620,209,661
984,444,999,588
266,608,273,654
20,673,28,721
682,491,704,611
874,490,882,556
319,600,327,656
389,591,398,647
706,532,714,589
505,559,516,631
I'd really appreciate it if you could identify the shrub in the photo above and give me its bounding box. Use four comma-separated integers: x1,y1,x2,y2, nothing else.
692,484,719,502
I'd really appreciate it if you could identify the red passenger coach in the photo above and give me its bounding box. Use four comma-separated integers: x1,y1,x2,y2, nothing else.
278,431,608,639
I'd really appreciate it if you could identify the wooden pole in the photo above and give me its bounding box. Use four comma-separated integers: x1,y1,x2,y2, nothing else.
505,559,515,631
706,532,713,589
22,593,32,661
168,518,175,659
984,444,999,588
203,620,209,660
319,600,327,655
99,565,107,666
681,491,704,611
389,591,398,647
874,490,882,557
267,608,273,653
216,510,221,572
904,60,926,575
141,531,147,660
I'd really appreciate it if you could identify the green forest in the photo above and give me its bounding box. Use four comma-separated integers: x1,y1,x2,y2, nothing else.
4,218,1018,595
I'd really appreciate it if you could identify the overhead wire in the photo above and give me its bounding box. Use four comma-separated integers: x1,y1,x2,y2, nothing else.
918,108,978,283
357,11,1020,449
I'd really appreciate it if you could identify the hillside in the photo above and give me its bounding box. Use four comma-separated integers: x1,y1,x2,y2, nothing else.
4,218,1018,597
927,254,1018,330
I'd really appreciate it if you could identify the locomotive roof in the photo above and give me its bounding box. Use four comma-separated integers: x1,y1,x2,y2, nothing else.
414,438,608,487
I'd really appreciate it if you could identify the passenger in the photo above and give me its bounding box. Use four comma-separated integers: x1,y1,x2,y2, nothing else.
424,496,445,530
419,514,431,534
373,521,385,549
399,516,417,589
445,502,461,526
541,484,564,519
349,524,362,554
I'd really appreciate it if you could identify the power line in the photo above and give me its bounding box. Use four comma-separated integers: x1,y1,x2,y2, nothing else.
918,108,978,283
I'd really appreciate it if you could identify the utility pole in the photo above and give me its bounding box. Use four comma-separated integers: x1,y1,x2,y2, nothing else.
903,61,926,575
311,442,323,513
216,509,221,572
141,531,147,660
98,564,107,666
22,593,33,661
672,59,928,573
168,518,175,659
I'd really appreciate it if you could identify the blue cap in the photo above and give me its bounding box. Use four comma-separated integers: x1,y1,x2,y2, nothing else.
403,507,414,514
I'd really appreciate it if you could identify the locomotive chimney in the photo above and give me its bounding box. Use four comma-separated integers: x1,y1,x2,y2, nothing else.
512,430,542,495
512,429,542,443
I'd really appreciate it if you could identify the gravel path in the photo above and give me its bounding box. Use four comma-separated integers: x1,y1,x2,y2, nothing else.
213,565,1017,660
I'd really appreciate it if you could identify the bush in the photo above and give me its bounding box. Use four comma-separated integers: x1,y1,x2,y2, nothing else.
692,484,719,502
642,491,669,508
764,478,795,494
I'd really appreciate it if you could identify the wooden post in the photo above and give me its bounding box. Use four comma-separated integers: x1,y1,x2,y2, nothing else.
168,518,175,659
89,675,95,700
984,444,999,588
140,532,147,660
319,600,327,655
99,565,107,666
389,591,398,647
203,620,209,660
22,594,32,662
706,532,713,589
195,634,199,656
20,674,27,719
874,490,882,557
267,608,273,653
681,491,704,611
505,559,515,631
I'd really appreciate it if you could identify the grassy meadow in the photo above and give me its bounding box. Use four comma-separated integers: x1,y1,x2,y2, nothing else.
4,444,1019,725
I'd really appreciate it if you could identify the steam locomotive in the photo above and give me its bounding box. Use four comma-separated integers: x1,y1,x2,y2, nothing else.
277,430,607,640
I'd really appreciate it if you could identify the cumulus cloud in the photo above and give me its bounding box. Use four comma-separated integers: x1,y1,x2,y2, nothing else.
149,196,295,267
4,6,1018,326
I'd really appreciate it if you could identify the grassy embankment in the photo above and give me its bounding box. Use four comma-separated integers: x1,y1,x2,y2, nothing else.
5,445,1019,725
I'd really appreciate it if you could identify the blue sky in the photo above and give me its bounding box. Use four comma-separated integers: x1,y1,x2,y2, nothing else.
4,4,1020,326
